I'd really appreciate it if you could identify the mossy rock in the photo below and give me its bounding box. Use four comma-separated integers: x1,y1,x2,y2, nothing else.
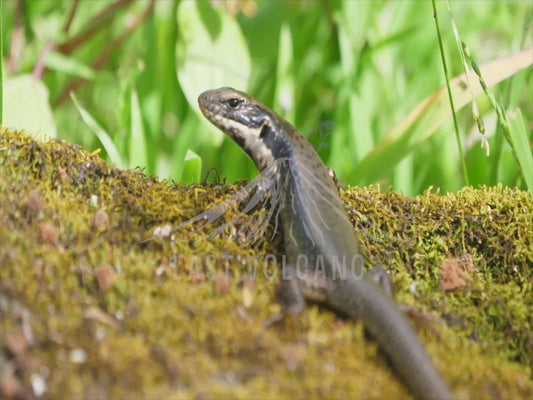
0,127,531,399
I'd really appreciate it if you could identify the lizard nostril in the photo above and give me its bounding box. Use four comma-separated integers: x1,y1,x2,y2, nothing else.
198,92,212,110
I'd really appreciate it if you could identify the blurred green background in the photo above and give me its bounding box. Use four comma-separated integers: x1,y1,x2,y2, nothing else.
1,0,532,195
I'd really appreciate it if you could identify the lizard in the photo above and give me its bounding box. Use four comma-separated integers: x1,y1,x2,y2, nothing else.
197,87,453,399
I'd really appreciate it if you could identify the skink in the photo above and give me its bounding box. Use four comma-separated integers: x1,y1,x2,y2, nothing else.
198,87,453,399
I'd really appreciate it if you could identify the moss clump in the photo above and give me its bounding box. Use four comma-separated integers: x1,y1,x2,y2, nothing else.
1,128,531,399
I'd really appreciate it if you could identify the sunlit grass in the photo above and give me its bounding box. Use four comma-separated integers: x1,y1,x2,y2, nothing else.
0,0,4,125
1,0,531,195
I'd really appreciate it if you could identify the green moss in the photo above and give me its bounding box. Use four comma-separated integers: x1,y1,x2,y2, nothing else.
0,128,531,399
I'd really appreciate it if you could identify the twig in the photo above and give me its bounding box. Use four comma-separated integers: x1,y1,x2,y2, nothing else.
57,0,134,55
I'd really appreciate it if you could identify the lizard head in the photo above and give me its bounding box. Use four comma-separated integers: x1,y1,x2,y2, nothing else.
198,87,283,171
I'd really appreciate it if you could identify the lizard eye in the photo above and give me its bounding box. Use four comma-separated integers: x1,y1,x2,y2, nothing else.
227,98,242,109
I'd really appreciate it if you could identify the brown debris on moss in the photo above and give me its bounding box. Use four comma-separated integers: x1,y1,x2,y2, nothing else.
0,128,532,399
440,253,474,291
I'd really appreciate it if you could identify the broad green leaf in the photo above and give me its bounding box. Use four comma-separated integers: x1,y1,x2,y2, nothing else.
176,1,251,115
171,111,201,181
180,149,202,184
273,23,294,122
2,74,57,139
71,93,123,168
351,47,533,185
155,153,173,181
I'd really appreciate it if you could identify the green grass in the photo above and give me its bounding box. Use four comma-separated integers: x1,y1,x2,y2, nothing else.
0,0,3,124
1,0,531,195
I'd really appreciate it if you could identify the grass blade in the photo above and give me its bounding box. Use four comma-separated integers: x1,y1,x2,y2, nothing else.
351,47,533,185
129,89,147,169
0,0,3,125
506,109,533,194
71,93,123,168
